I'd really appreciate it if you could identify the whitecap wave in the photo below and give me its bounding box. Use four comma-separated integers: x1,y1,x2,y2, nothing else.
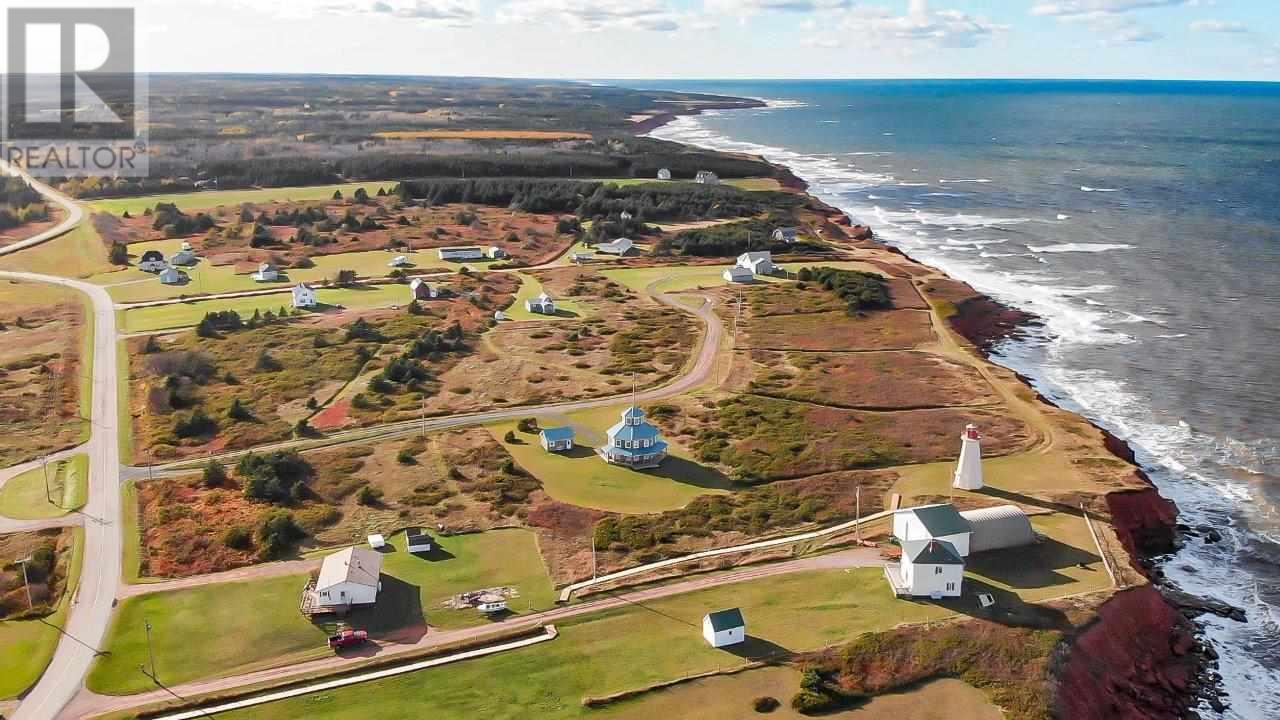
1028,243,1134,254
1056,213,1071,220
1080,185,1120,193
939,178,992,184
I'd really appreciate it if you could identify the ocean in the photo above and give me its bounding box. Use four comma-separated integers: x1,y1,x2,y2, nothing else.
630,79,1280,718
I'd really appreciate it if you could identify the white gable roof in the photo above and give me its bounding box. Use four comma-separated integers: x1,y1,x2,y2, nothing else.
317,546,383,591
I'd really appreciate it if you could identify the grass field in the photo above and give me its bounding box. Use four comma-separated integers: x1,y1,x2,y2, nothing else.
118,284,408,333
595,177,783,192
0,527,84,699
502,273,590,321
0,221,112,278
217,568,951,720
90,529,555,694
93,245,447,304
86,182,396,217
0,454,88,519
491,405,731,514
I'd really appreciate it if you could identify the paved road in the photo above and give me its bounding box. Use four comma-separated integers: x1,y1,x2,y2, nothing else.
67,547,883,719
0,163,83,257
0,187,124,719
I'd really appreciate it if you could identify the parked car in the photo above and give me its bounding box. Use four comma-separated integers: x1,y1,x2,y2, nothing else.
327,628,368,651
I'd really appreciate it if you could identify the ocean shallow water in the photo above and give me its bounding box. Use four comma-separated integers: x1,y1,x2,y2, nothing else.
636,79,1280,719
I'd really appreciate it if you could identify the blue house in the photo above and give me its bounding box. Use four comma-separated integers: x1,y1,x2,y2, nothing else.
540,426,575,453
597,406,668,469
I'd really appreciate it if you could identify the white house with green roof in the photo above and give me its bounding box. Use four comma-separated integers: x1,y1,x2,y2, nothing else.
892,503,972,557
597,406,668,469
702,608,745,648
890,539,965,598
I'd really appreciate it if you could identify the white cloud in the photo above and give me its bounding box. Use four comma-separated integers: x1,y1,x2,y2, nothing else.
307,0,480,26
705,0,852,14
1189,19,1247,33
813,1,1007,50
1031,0,1186,44
1030,0,1187,17
496,0,688,32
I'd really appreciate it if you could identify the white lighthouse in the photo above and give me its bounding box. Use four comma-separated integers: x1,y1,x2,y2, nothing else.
953,424,984,491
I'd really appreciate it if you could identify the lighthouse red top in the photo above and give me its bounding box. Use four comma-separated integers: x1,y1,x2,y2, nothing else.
964,424,981,440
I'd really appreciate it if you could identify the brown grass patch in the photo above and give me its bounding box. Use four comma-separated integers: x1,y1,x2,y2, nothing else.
742,310,935,351
745,350,998,409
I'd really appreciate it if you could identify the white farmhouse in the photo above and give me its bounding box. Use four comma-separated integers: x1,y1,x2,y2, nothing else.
657,168,672,181
313,546,383,610
619,211,633,222
138,250,167,273
485,246,507,259
892,503,972,557
722,266,754,283
736,251,775,276
772,227,799,244
292,283,318,309
892,539,965,598
171,248,198,266
695,170,720,185
252,263,280,282
410,278,438,300
525,292,556,315
596,238,634,256
702,608,745,648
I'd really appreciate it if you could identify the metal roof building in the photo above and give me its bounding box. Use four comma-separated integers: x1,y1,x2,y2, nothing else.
959,505,1037,553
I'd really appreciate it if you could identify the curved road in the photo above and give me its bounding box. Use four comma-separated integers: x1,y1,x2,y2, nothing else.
0,162,84,257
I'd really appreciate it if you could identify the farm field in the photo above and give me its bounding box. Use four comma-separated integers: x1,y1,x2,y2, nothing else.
89,528,555,694
214,568,953,720
0,279,90,466
0,528,83,699
93,244,448,304
491,405,732,514
86,182,396,216
741,309,936,351
0,454,88,519
118,284,407,332
0,222,112,278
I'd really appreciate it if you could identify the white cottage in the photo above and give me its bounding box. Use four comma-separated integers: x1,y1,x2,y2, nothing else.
772,227,799,244
596,238,634,256
702,608,745,648
597,406,668,469
892,503,972,557
893,539,965,598
619,211,633,222
410,278,438,300
252,263,280,282
695,170,720,185
171,249,198,266
657,168,672,181
525,292,556,315
723,266,754,283
540,426,575,453
314,546,383,609
485,246,507,259
737,251,775,276
292,283,318,308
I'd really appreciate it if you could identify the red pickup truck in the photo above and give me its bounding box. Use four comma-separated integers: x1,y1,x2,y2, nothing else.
327,628,368,650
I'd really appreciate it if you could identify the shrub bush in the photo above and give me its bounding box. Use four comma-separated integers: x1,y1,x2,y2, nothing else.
752,696,780,713
222,526,252,550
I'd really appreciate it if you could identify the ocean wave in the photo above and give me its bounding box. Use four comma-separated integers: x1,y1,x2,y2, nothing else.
939,178,992,184
1056,213,1071,220
1028,243,1134,254
1080,185,1120,192
1156,333,1189,339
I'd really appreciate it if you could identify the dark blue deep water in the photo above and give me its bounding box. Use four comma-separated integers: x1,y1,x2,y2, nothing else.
627,79,1280,718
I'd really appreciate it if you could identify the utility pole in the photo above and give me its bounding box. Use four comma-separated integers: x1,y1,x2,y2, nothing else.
421,396,428,438
855,484,862,544
17,556,33,610
42,455,52,505
140,617,158,685
591,532,597,581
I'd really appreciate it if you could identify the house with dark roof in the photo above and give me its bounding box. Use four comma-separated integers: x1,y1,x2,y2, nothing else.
405,528,433,553
138,250,167,273
887,538,965,598
539,426,575,453
702,608,745,647
597,406,667,469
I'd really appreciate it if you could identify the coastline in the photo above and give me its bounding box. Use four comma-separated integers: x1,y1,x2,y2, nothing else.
636,100,1234,718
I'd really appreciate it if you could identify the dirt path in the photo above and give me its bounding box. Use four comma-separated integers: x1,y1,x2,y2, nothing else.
118,558,323,599
66,548,883,719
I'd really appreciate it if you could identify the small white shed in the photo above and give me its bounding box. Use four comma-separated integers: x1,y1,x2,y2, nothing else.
367,534,387,550
702,608,745,648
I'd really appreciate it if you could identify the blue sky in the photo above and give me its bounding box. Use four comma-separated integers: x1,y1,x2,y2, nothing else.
25,0,1280,80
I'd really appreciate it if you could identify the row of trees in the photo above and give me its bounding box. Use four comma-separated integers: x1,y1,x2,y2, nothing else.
798,267,891,314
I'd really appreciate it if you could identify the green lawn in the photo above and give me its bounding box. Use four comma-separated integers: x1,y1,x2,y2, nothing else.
92,245,448,304
0,454,88,519
0,222,113,278
217,568,952,720
90,528,555,694
501,272,589,321
119,284,409,333
490,405,731,514
86,182,397,217
0,527,85,699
